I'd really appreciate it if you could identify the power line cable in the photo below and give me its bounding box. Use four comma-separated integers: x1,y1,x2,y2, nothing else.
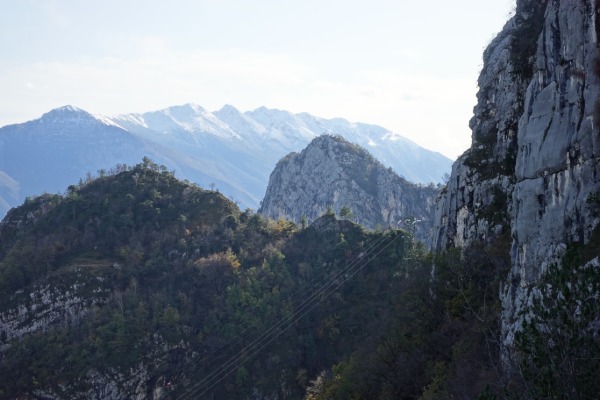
188,232,402,399
175,230,403,399
169,228,394,393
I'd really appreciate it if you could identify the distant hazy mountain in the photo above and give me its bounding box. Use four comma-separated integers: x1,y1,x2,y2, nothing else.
0,104,452,219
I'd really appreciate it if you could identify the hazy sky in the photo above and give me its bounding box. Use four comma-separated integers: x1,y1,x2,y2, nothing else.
0,0,515,159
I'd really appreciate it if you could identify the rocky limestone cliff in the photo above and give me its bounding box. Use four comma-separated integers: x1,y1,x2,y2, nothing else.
430,0,600,350
259,135,439,241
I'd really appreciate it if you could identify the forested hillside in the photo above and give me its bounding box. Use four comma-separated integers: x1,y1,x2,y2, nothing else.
1,159,597,399
0,160,424,399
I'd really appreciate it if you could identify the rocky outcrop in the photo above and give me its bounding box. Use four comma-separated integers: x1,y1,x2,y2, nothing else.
259,135,439,241
430,0,600,350
25,343,182,400
0,278,111,345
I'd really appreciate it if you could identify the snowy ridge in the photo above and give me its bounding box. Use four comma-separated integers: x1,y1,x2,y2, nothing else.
113,103,452,184
38,105,124,130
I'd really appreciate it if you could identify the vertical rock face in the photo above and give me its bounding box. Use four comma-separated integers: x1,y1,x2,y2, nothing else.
259,135,439,241
431,0,600,347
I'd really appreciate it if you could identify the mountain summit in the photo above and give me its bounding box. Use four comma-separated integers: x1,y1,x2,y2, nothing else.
38,105,122,128
259,135,438,241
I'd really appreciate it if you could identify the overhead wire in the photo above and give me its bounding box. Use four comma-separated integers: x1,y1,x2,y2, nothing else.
188,231,402,399
174,229,404,400
168,227,394,390
167,229,394,392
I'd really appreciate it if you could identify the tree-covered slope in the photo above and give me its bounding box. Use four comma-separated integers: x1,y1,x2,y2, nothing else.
1,158,597,399
0,160,421,399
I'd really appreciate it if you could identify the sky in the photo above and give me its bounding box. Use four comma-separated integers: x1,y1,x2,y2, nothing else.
0,0,515,160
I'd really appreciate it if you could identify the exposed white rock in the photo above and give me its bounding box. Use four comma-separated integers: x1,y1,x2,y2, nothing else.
0,277,111,345
259,135,439,242
430,0,600,353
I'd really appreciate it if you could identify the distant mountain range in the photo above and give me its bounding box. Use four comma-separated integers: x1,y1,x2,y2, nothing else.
0,104,452,219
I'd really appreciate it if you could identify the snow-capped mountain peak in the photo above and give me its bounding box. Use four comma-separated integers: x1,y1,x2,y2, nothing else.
39,105,124,130
40,105,93,122
114,103,242,141
217,104,240,115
